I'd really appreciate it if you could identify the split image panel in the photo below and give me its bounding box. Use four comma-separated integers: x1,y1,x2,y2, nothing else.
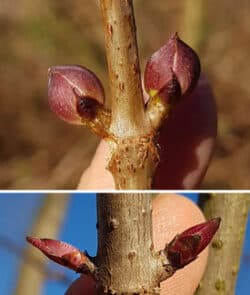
0,193,249,295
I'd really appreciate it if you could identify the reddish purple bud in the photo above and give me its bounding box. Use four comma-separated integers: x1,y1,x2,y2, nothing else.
144,33,200,103
166,217,221,269
26,237,89,273
48,65,105,124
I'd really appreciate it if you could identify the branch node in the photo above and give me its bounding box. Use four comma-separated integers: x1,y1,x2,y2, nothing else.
107,133,159,189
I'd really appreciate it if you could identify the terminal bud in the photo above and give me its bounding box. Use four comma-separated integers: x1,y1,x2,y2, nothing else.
166,217,221,269
144,33,200,105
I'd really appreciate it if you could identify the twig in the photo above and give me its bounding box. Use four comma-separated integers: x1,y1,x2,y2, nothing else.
196,193,250,295
95,194,170,294
100,0,159,189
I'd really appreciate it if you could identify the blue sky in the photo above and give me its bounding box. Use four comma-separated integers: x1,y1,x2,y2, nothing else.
0,193,249,295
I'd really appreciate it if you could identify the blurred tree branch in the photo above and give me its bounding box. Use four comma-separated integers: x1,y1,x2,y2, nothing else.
182,0,206,53
0,235,72,285
196,193,250,295
13,194,69,295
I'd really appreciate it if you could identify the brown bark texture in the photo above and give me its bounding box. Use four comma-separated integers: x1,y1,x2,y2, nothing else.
196,193,250,295
100,0,160,190
95,194,171,295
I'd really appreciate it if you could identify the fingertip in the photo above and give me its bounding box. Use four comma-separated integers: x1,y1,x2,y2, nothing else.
153,75,217,189
153,194,206,249
77,141,114,190
65,276,96,295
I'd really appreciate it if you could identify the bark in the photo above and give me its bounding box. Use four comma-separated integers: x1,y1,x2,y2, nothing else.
13,194,69,295
100,0,159,189
95,194,171,295
196,193,250,295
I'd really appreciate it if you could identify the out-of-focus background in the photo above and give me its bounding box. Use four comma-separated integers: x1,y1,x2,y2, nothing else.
1,0,250,189
0,193,249,295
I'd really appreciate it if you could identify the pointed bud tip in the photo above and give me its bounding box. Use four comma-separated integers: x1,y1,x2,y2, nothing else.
26,236,31,243
26,236,46,250
26,236,38,243
167,217,221,269
170,32,179,40
144,33,200,105
48,66,54,73
210,217,221,228
212,217,221,224
26,237,91,273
